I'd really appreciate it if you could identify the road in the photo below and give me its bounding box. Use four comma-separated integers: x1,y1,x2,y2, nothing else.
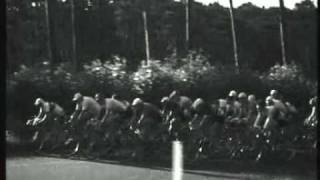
6,157,316,180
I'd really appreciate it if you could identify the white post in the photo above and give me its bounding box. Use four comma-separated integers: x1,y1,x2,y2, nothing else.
172,141,183,180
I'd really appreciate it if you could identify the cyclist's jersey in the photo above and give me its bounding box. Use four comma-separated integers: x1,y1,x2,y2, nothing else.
168,96,192,122
238,102,249,118
233,101,241,115
169,96,192,112
254,108,267,128
191,98,216,126
105,98,128,114
266,105,286,127
248,101,257,115
191,98,210,115
285,102,297,114
136,102,162,136
49,102,65,117
141,102,162,122
178,96,193,110
264,106,279,129
225,101,240,117
38,102,64,117
76,96,101,118
217,99,227,116
247,101,257,124
42,102,50,113
272,99,287,114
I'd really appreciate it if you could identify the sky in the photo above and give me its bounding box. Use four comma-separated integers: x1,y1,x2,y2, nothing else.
177,0,318,9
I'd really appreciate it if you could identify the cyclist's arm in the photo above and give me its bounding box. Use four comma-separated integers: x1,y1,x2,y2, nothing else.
263,108,276,129
306,106,316,124
38,114,47,123
137,113,145,125
199,115,209,127
35,107,44,119
77,109,86,120
101,106,110,123
310,106,316,119
74,103,83,119
253,113,262,128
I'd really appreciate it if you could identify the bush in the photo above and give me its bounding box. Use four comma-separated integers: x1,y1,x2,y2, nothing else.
6,54,316,133
82,56,133,98
131,60,182,104
131,51,219,103
261,62,317,110
7,64,54,125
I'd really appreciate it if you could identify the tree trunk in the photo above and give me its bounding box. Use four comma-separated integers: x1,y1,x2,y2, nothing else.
44,0,52,71
229,0,239,74
142,11,150,66
70,0,78,72
185,0,189,54
279,0,288,66
305,46,311,73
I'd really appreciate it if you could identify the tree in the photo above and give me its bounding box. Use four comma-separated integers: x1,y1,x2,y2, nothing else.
142,11,150,66
5,0,317,77
228,0,239,73
184,0,190,53
279,0,288,65
295,0,316,10
44,0,53,70
70,0,78,71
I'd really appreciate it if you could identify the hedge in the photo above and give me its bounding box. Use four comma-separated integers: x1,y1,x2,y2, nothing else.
6,53,317,133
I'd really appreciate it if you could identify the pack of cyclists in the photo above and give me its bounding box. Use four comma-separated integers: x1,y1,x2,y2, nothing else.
25,89,317,161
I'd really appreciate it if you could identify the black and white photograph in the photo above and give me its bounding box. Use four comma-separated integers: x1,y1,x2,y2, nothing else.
5,0,318,179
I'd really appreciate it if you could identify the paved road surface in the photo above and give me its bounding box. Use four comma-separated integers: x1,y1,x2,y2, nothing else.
6,157,316,180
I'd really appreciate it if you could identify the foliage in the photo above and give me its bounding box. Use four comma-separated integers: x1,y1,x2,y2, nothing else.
132,51,216,101
6,0,318,79
82,56,133,98
261,62,317,109
131,59,185,103
6,50,316,133
265,62,304,81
